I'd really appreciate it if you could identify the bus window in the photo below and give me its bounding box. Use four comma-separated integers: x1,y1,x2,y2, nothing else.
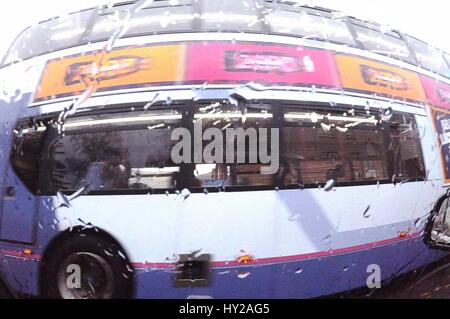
280,109,424,187
90,1,195,41
265,7,356,46
11,122,48,194
40,110,183,194
444,53,450,75
389,116,426,180
2,2,196,66
350,20,416,64
3,9,94,65
187,102,277,190
405,35,450,77
199,0,264,33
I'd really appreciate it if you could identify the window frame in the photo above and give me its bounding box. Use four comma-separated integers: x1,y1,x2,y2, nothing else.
10,101,426,196
347,18,418,65
264,3,358,47
10,118,50,194
284,102,425,186
404,34,450,78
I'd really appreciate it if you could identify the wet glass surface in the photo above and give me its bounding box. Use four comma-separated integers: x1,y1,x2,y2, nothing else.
2,0,450,300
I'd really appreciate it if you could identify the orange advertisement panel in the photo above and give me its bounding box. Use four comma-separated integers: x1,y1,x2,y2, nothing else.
335,55,426,103
34,44,186,102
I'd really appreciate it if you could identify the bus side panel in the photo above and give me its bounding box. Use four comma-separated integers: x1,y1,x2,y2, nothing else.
0,94,37,244
37,181,445,298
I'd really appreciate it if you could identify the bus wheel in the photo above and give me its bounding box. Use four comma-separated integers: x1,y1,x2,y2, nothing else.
42,235,133,299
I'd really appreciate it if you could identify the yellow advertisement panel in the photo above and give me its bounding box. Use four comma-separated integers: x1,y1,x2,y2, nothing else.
34,44,186,102
335,55,426,103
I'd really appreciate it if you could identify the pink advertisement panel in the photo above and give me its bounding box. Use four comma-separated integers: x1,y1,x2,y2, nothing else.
421,75,450,111
187,42,341,88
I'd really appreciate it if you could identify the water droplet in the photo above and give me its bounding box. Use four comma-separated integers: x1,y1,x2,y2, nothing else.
159,11,172,28
245,81,269,91
324,179,335,192
381,107,393,122
310,112,319,123
199,102,220,113
56,192,71,209
237,272,251,279
118,250,127,260
148,123,165,130
181,188,191,200
144,92,160,110
363,205,371,218
104,249,113,257
320,123,332,132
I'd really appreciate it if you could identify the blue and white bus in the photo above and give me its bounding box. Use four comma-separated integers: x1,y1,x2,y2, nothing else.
1,0,450,299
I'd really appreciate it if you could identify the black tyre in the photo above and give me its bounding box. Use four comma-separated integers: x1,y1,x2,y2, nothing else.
41,235,133,299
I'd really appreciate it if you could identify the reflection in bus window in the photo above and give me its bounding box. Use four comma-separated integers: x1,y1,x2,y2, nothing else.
3,2,196,65
187,103,276,189
41,110,182,193
390,118,426,180
280,110,425,186
405,35,450,77
90,2,195,40
351,22,415,63
3,9,94,65
266,8,356,46
200,0,263,32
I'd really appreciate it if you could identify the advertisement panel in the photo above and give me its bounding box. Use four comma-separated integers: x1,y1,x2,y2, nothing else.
421,75,450,111
34,44,187,102
335,54,426,103
187,42,341,88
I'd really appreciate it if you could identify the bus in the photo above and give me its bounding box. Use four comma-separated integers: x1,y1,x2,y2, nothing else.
1,0,450,299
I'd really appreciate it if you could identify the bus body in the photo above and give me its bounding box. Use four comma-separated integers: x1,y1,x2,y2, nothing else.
0,0,449,298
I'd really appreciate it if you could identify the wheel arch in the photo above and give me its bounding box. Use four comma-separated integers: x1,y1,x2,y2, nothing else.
39,226,134,296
